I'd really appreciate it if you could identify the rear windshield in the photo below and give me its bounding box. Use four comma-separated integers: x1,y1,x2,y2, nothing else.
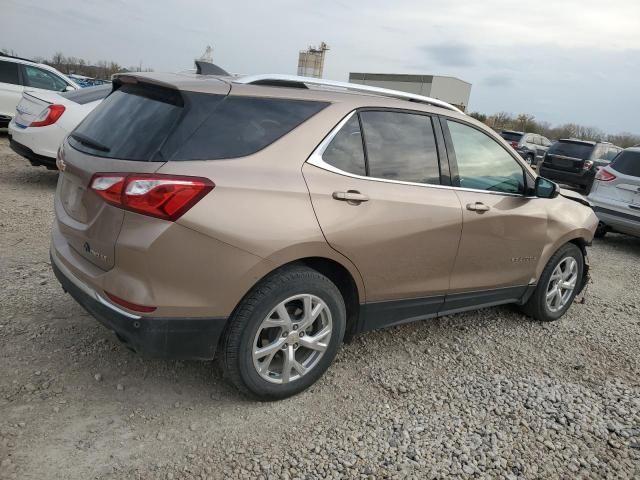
611,150,640,177
501,132,523,142
62,84,111,105
547,141,594,160
69,84,329,161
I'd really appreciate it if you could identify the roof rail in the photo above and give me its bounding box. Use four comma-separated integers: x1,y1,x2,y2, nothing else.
233,74,464,114
0,51,36,63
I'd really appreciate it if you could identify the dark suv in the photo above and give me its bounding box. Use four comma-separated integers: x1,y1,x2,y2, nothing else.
539,139,622,193
501,130,552,166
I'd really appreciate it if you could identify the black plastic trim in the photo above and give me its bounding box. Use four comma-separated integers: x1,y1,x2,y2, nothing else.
359,285,532,332
593,206,640,223
52,255,227,360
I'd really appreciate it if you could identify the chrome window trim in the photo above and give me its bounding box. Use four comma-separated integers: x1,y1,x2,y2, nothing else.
307,110,538,199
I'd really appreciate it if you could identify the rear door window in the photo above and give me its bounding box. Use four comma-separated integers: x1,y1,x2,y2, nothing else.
22,65,68,91
359,111,440,185
611,150,640,177
322,115,366,176
0,60,20,85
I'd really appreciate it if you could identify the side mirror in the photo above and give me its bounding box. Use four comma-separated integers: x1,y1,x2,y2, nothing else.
64,85,75,92
535,176,559,199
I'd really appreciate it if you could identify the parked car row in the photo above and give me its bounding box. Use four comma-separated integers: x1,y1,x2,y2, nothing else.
500,130,552,166
0,53,80,128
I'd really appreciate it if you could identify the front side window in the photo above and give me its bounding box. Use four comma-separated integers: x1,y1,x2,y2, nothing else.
23,65,68,91
447,120,525,194
360,111,440,185
322,115,366,176
0,61,20,85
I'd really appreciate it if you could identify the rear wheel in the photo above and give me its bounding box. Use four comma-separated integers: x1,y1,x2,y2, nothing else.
221,265,345,400
520,243,584,322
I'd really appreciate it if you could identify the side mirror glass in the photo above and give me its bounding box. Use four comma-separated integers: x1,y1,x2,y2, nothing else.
535,176,559,199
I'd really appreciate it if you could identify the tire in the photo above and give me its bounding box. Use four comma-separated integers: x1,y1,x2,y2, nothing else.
594,222,608,238
520,243,584,322
220,265,346,400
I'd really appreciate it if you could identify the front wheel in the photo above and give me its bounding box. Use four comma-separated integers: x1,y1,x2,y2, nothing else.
220,265,346,400
520,243,584,322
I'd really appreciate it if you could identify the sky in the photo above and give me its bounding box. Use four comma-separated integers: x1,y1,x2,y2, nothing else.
3,0,640,134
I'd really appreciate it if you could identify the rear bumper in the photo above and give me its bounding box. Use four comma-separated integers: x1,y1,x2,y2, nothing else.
539,165,593,188
9,135,57,169
51,250,227,360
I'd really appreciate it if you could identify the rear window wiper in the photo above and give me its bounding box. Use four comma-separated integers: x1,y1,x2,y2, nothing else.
71,132,111,152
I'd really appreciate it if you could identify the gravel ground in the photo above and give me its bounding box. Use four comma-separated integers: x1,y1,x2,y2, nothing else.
1,132,639,479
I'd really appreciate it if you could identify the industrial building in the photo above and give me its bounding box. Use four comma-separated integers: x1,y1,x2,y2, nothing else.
348,73,472,112
297,42,330,78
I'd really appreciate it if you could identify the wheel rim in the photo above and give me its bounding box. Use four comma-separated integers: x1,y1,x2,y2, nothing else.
252,294,332,384
545,257,579,313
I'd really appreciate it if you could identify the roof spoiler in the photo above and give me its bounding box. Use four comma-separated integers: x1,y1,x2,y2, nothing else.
195,61,230,76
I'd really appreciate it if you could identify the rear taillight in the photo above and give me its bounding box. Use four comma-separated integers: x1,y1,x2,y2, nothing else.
595,169,616,182
583,160,594,170
30,104,66,127
510,141,519,148
90,173,214,221
105,291,156,313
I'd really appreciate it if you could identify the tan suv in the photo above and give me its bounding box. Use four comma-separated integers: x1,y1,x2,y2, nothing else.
50,72,598,399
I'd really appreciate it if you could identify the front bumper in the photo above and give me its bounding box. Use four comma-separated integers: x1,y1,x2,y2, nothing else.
51,250,227,360
539,165,593,188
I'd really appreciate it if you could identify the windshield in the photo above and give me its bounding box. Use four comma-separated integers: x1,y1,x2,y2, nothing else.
547,141,594,160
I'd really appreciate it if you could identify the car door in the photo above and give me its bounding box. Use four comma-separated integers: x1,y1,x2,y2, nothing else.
303,109,463,329
0,60,24,122
441,118,548,306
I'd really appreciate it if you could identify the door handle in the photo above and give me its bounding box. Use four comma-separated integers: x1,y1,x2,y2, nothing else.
466,202,490,213
332,190,369,204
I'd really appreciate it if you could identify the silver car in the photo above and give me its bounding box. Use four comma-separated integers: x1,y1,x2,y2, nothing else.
588,147,640,238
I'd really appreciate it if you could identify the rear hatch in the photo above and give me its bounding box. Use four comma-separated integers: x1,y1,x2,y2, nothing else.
544,140,594,172
500,131,523,149
55,78,230,270
13,91,65,128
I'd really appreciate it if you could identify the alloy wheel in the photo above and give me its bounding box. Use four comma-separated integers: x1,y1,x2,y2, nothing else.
545,257,578,313
252,294,332,384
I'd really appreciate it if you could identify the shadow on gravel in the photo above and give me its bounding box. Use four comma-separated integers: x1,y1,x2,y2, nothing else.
593,233,640,255
0,132,59,189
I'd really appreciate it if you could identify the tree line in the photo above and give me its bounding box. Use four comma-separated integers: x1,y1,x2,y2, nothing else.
1,49,152,80
469,111,640,148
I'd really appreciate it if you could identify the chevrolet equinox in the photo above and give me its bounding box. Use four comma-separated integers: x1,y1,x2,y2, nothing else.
51,72,598,399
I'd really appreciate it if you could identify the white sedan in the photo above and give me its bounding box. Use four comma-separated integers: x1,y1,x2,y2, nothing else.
8,85,110,169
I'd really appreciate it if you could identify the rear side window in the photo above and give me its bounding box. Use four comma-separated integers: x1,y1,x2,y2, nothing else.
171,95,328,160
70,84,183,161
611,150,640,177
70,85,328,161
62,84,111,105
0,60,20,85
547,141,594,160
322,115,366,176
360,111,440,185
